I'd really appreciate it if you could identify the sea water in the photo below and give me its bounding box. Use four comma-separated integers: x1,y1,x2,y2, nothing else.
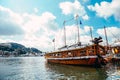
0,57,120,80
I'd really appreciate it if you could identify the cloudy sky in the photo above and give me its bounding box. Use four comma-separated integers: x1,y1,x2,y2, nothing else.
0,0,120,52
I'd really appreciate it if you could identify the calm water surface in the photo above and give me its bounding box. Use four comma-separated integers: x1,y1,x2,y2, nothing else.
0,57,120,80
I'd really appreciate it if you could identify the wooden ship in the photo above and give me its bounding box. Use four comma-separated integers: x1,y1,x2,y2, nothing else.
44,16,108,67
45,37,108,67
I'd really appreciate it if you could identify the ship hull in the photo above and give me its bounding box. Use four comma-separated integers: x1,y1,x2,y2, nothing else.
111,56,120,64
46,56,104,67
45,42,108,67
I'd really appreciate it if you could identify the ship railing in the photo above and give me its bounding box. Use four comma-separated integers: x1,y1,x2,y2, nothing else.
58,43,89,51
58,45,68,50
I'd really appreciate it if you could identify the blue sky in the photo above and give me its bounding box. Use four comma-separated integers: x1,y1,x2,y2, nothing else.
0,0,120,51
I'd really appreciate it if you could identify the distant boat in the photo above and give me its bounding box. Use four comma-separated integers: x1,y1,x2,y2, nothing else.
44,16,108,68
110,41,120,63
101,26,120,64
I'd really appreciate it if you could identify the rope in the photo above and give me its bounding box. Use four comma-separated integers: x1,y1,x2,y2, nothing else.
106,28,120,41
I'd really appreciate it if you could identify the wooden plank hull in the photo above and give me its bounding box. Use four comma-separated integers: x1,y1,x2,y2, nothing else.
46,56,102,67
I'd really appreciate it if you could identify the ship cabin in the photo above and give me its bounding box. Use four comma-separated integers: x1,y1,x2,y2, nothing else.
45,44,106,59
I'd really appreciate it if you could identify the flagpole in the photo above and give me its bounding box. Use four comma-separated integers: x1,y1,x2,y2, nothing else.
76,15,80,43
63,21,66,47
54,40,55,51
53,39,55,51
90,27,93,41
104,26,109,50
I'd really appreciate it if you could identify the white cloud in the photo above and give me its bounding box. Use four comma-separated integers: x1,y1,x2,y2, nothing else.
34,8,38,13
88,0,120,21
0,5,24,35
0,5,59,52
82,15,89,20
59,0,89,20
84,26,93,33
0,6,23,24
97,27,120,42
21,12,58,51
0,5,94,52
22,12,57,34
80,35,91,43
53,25,93,49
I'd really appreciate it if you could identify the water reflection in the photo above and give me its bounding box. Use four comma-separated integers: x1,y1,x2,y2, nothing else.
0,57,120,80
0,57,47,80
106,63,120,80
45,63,107,80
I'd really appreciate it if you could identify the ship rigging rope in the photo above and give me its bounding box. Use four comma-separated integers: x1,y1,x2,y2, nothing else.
106,27,120,41
57,15,81,48
65,17,74,23
57,15,75,47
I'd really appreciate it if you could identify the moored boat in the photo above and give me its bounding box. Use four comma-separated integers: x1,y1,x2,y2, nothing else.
45,37,108,67
110,41,120,64
44,16,108,67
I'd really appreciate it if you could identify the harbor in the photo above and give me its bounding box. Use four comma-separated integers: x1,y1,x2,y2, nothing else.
0,0,120,80
0,57,120,80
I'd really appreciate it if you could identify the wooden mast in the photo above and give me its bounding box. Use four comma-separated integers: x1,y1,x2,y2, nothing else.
76,15,80,44
104,26,109,50
76,15,81,46
90,27,93,41
63,21,67,47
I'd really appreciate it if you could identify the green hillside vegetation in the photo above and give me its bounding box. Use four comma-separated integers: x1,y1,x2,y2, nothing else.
0,42,42,56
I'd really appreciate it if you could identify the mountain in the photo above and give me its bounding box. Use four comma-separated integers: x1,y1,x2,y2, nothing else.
10,42,26,50
26,47,42,53
0,42,42,55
